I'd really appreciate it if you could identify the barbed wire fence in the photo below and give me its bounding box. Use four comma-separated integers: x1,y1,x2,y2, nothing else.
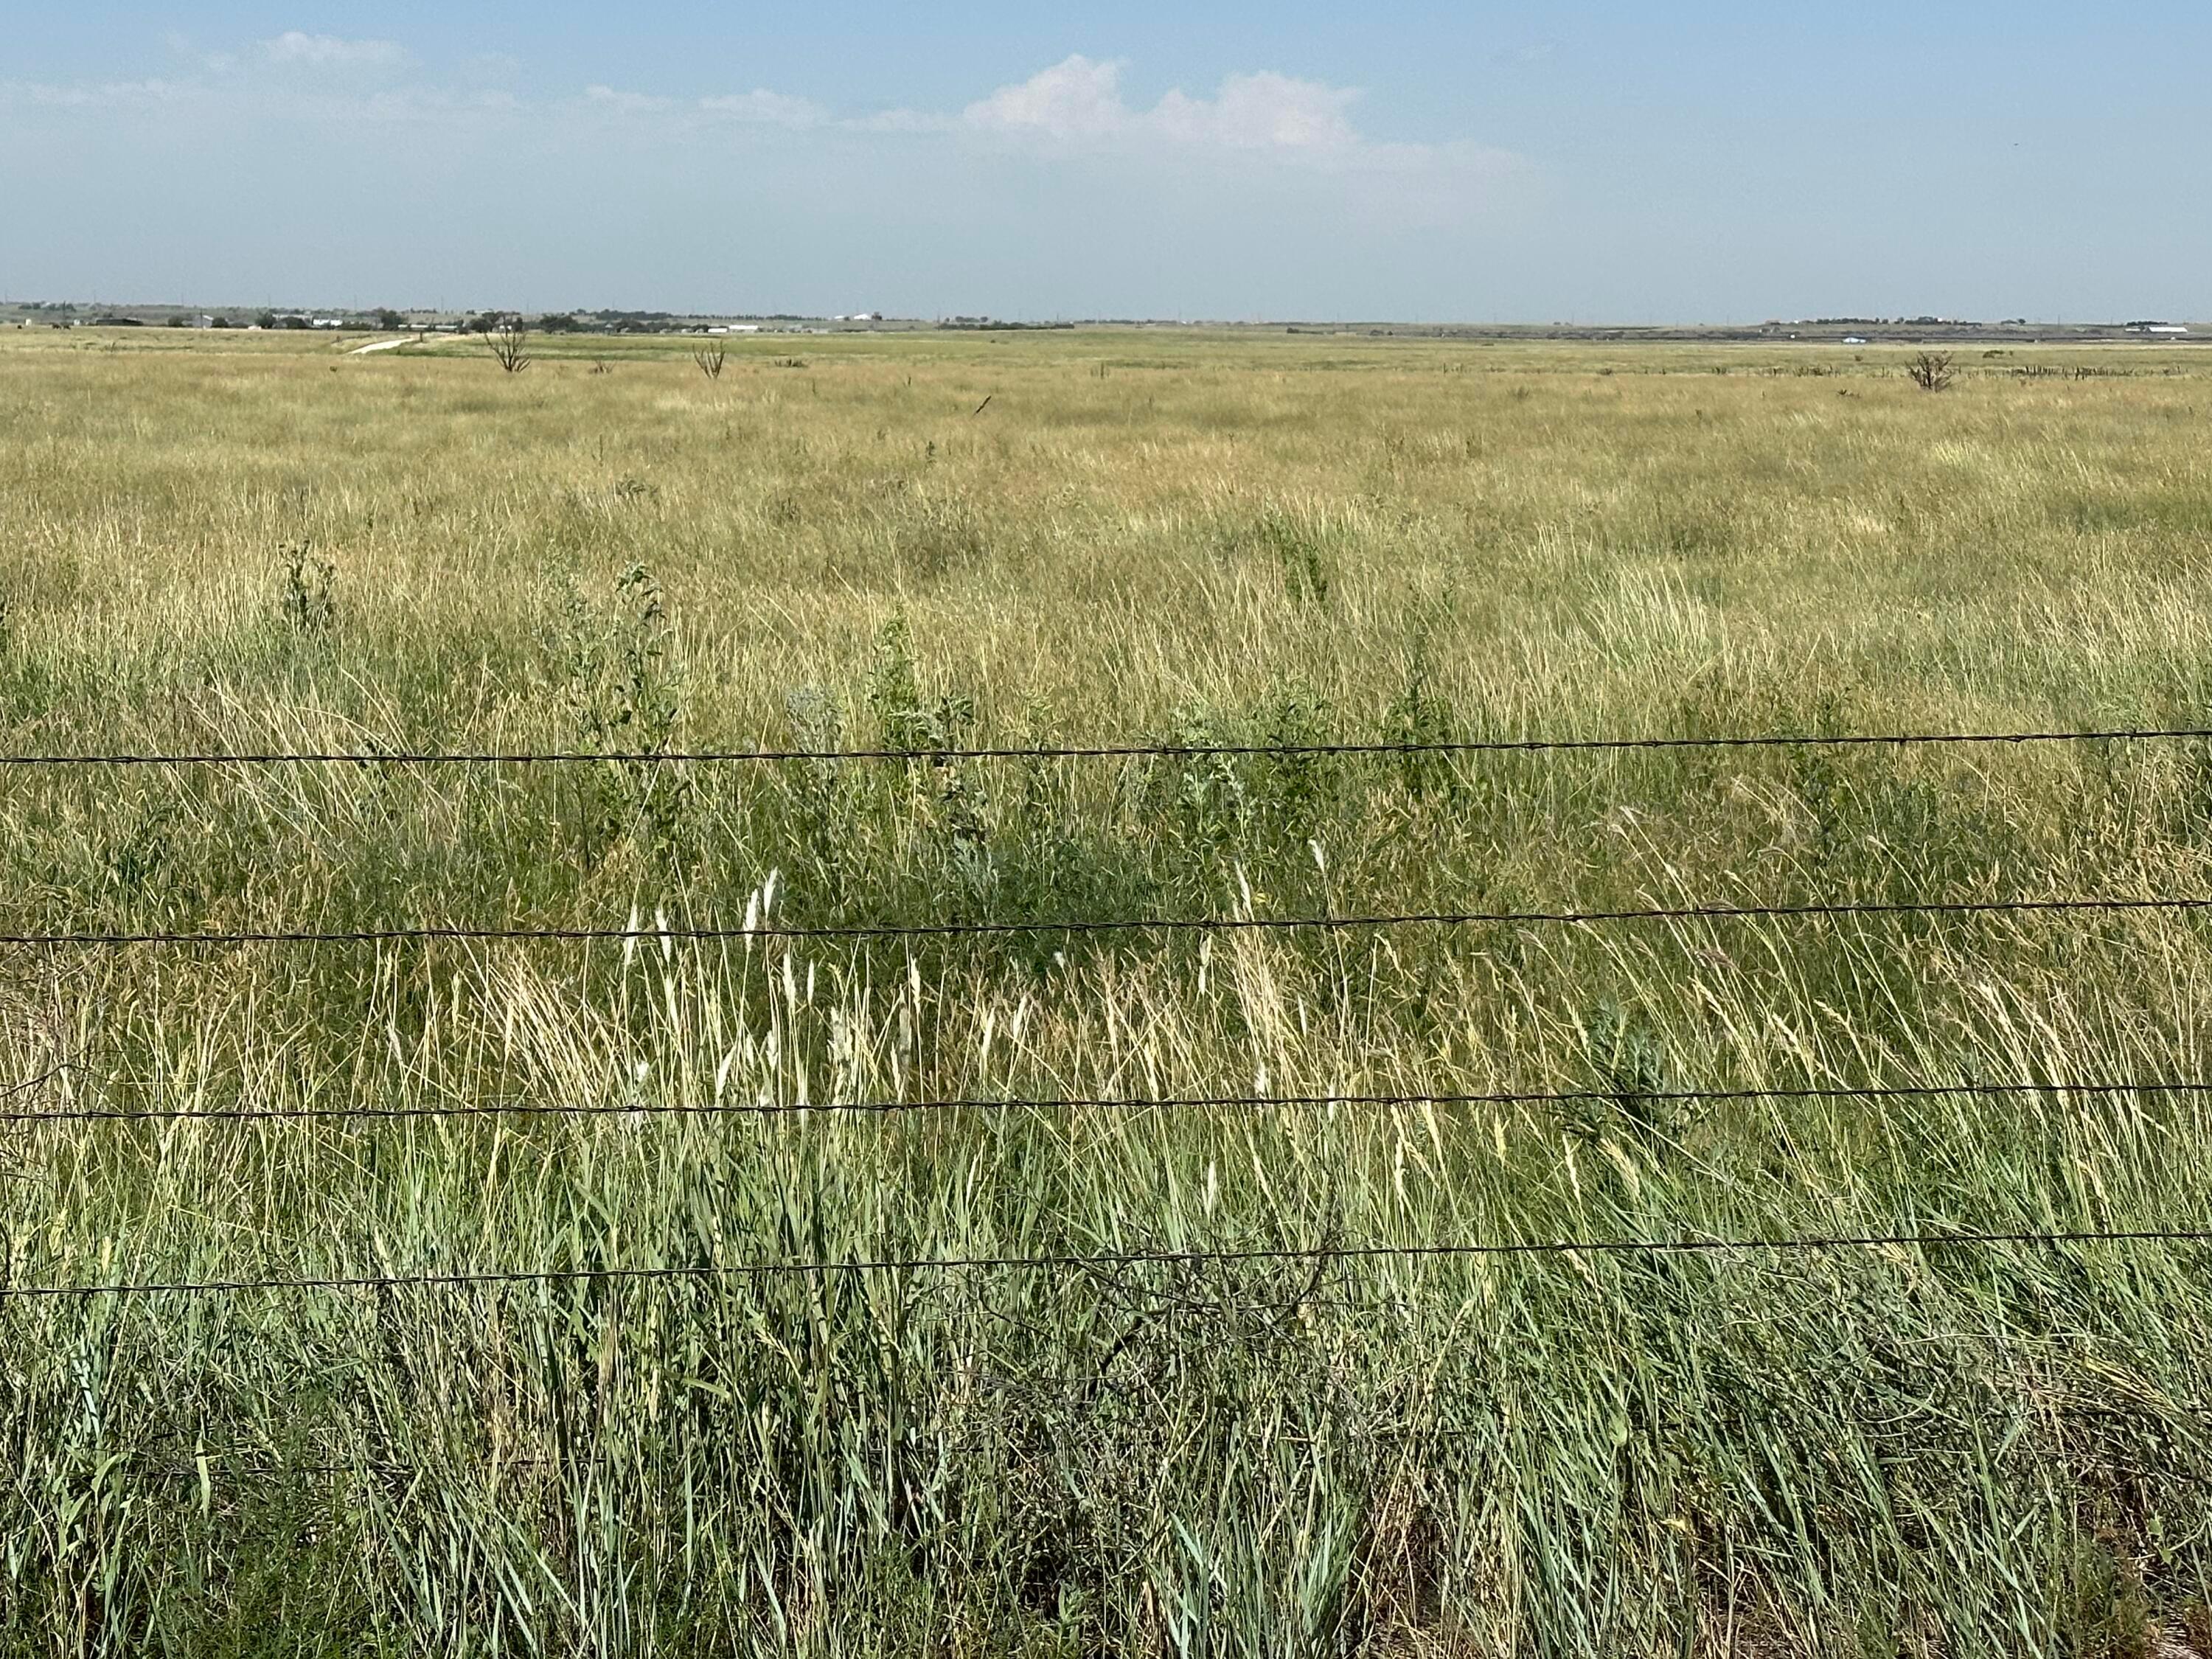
7,719,2212,1476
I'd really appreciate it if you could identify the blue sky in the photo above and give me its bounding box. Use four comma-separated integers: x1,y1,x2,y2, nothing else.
5,4,2208,320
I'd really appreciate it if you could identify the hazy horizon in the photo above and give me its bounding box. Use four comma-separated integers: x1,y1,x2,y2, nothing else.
10,303,2205,330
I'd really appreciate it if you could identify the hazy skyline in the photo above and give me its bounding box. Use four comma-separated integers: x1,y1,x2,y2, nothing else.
5,2,2208,321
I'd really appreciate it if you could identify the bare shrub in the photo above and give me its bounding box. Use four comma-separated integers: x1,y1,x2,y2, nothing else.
1907,352,1955,392
694,344,726,381
487,320,531,374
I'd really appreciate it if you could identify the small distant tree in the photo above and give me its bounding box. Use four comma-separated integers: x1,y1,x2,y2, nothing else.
1907,351,1955,392
487,319,531,373
374,308,405,330
693,343,726,380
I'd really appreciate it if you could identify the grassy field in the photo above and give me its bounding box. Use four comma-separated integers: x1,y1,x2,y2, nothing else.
4,324,2212,1656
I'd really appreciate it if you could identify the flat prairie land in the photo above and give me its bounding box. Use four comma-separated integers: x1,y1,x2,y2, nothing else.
4,327,2212,1655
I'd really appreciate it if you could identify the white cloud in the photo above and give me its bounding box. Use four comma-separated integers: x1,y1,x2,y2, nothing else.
964,57,1363,158
941,55,1523,222
963,55,1129,142
1153,72,1361,153
950,55,1516,203
260,32,407,70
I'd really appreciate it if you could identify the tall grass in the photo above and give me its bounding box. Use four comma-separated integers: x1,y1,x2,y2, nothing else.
2,327,2212,1654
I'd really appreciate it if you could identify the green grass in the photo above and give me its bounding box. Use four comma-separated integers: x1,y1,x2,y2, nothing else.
4,327,2212,1655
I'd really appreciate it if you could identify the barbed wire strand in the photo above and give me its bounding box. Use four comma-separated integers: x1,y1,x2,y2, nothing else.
5,894,2212,950
6,1227,2208,1302
7,1077,2212,1128
3,726,2209,769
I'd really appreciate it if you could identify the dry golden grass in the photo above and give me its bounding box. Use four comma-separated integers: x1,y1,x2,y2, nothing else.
3,327,2212,1655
